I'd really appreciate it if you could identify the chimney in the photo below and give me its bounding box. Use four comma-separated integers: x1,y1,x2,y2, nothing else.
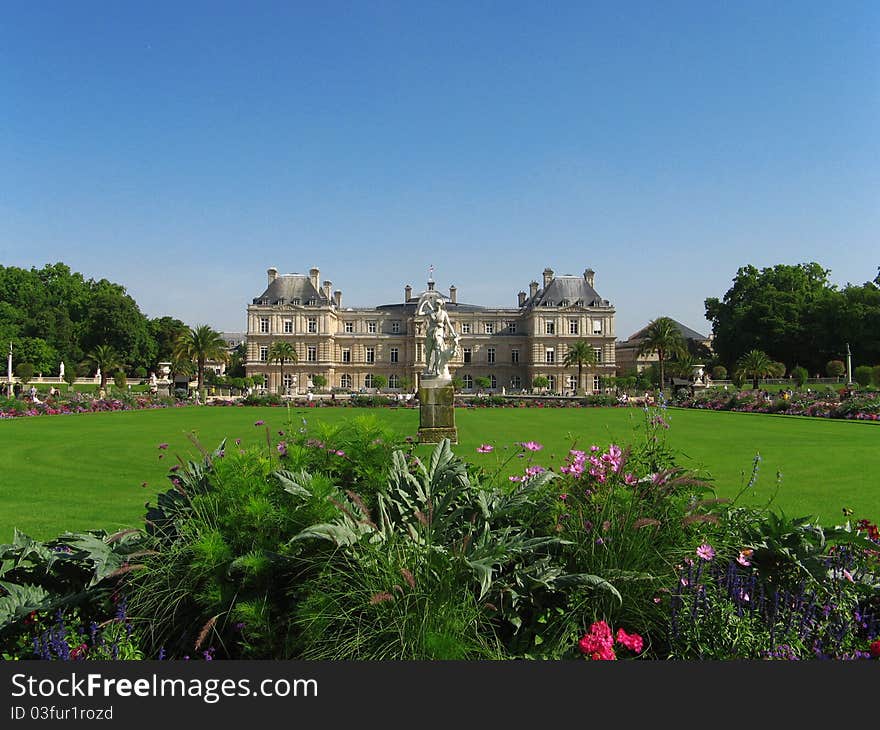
427,280,435,291
542,267,554,289
449,285,457,304
529,280,539,298
333,290,342,307
584,268,595,287
518,291,526,307
309,267,320,291
267,267,278,285
405,284,412,301
323,280,333,301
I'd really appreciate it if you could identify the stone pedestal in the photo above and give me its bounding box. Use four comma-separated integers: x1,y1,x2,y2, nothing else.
418,382,457,444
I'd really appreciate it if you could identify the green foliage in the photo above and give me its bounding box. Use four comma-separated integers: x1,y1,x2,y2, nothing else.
267,341,297,394
735,349,774,390
85,344,122,390
705,263,880,374
174,325,227,393
14,362,34,383
0,528,147,634
311,374,328,389
113,370,127,390
853,365,872,387
710,365,727,380
294,439,607,658
474,376,491,389
532,375,549,389
791,365,809,387
826,359,845,378
369,374,386,390
636,317,687,389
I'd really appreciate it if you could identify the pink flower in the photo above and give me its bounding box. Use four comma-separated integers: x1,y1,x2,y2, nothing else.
696,543,715,561
615,628,643,654
842,569,854,583
624,473,637,486
334,450,346,457
157,443,169,450
476,444,494,453
254,420,264,426
579,621,617,660
736,549,753,567
520,441,543,452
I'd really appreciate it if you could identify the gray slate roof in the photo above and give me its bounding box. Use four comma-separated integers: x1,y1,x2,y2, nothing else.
528,275,608,309
253,275,328,305
626,319,708,343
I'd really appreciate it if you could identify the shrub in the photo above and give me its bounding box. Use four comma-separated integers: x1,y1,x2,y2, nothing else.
134,366,148,380
370,374,386,391
854,366,872,388
312,374,328,390
113,370,127,390
15,363,34,384
791,366,809,387
826,360,846,379
62,364,77,389
532,376,549,389
710,365,727,380
873,365,880,387
475,376,492,390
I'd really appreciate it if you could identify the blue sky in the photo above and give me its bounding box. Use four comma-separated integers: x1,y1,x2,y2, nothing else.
2,1,878,338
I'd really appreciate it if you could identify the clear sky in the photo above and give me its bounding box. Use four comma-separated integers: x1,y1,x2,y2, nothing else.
2,1,878,339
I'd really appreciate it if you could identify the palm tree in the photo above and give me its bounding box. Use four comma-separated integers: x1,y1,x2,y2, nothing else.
267,341,297,395
636,317,687,392
173,325,228,394
736,349,774,390
562,340,598,394
84,345,121,391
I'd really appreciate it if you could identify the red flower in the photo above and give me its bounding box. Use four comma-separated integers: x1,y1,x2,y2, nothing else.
870,640,880,658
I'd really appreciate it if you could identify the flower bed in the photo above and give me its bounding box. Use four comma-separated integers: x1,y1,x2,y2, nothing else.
0,395,178,419
671,389,880,422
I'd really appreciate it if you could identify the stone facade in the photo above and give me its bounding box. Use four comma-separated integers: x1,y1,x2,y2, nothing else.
246,266,616,394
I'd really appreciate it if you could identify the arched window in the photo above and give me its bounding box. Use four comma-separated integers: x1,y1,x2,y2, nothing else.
462,374,473,390
365,374,374,389
547,375,556,393
510,375,521,389
489,374,497,390
388,374,400,389
340,373,352,389
567,375,577,393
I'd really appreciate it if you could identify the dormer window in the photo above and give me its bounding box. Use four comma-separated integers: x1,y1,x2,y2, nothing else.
560,299,569,307
292,298,300,305
308,298,316,306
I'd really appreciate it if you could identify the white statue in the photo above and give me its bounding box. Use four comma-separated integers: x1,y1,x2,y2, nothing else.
59,361,65,379
95,367,101,382
416,293,460,381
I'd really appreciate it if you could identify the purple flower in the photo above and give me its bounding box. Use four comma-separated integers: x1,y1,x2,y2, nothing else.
277,441,288,457
520,441,543,452
334,450,345,457
254,420,264,426
157,443,169,450
476,444,494,453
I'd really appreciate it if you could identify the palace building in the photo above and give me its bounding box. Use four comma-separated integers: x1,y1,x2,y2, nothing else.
245,266,616,394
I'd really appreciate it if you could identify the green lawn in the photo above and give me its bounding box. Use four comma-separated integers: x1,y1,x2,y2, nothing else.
1,405,877,542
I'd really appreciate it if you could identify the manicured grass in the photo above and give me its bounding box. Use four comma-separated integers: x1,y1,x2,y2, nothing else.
1,405,877,542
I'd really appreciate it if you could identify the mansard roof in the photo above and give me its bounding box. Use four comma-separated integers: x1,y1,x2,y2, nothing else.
252,274,329,305
528,275,609,309
626,319,708,343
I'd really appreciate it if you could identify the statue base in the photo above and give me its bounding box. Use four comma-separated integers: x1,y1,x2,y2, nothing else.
417,382,457,444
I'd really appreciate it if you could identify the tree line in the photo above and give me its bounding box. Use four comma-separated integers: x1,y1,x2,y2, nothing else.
704,263,880,378
0,263,238,385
